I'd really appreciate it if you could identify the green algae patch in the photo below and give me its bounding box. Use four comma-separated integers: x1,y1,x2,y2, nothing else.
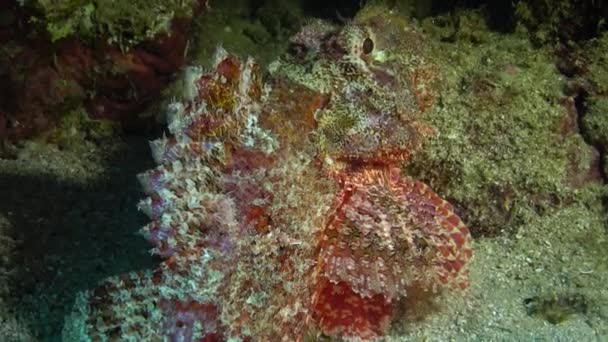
407,10,603,236
43,107,119,153
186,0,302,70
582,32,608,176
584,96,608,146
586,32,608,92
29,0,199,47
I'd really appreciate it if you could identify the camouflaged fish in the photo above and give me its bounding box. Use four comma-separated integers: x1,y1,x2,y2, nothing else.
63,6,472,341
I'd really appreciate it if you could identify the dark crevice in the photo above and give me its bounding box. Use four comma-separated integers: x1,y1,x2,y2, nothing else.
300,0,362,21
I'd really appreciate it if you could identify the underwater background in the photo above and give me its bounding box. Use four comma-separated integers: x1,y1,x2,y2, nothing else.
0,0,607,340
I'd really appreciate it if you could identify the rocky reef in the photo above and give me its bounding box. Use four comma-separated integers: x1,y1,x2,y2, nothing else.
0,0,207,142
1,1,606,341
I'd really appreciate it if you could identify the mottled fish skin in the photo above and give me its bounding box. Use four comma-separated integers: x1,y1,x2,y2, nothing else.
64,6,471,342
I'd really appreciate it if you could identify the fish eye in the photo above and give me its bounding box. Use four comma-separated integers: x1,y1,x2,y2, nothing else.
288,43,308,58
362,37,374,54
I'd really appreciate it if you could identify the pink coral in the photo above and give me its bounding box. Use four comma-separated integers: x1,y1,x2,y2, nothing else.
65,7,472,341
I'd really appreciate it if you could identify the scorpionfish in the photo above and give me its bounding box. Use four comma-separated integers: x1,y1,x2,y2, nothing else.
64,5,472,342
